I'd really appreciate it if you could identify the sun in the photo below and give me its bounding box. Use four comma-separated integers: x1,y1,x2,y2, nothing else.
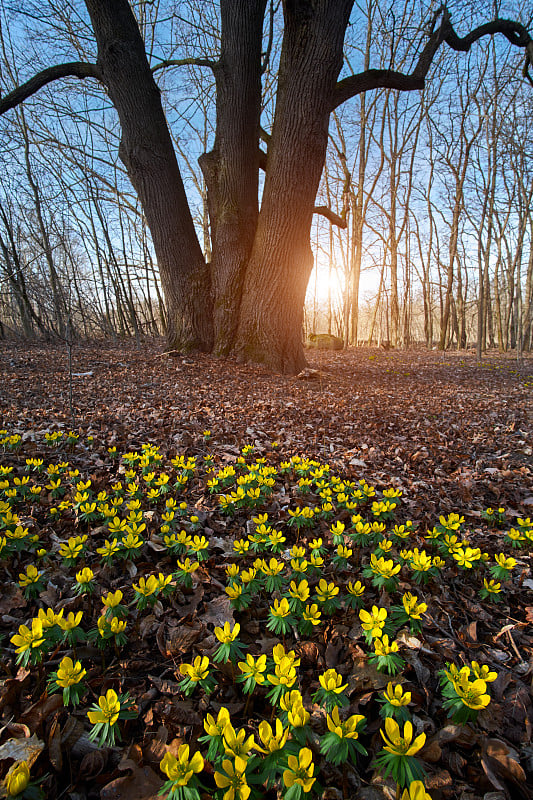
306,263,343,305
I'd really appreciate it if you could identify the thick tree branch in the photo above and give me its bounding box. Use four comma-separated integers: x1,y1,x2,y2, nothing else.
151,57,217,74
331,8,532,111
258,148,268,171
313,205,347,228
333,70,425,109
0,62,103,115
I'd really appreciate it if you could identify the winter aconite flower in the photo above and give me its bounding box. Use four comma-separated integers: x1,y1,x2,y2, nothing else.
214,756,250,800
379,682,412,723
4,760,31,797
237,653,267,694
375,718,427,787
381,718,426,756
49,656,87,706
401,782,432,800
11,619,45,666
87,689,136,747
178,656,215,696
159,744,204,786
320,706,367,765
360,605,387,641
56,656,86,686
283,747,316,793
214,621,245,663
87,689,121,726
440,663,492,722
313,668,349,711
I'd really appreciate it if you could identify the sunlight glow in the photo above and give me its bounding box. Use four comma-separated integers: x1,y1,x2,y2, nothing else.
306,263,344,305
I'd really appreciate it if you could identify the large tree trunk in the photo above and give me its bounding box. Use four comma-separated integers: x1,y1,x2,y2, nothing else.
233,0,353,373
84,0,212,352
199,0,266,356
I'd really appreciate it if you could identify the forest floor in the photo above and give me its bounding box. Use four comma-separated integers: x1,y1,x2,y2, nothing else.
0,340,532,800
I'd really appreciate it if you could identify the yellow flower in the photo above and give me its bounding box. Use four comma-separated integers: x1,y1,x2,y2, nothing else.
225,584,243,601
326,706,365,739
214,756,250,800
59,538,84,560
409,549,433,572
267,656,297,689
108,517,127,534
470,662,497,683
380,718,426,756
270,598,291,618
272,643,299,666
204,707,231,737
369,554,401,580
288,700,310,728
319,669,348,694
315,578,339,601
5,760,30,797
121,532,143,550
238,654,267,684
56,656,86,687
283,747,315,792
215,622,240,644
483,578,501,594
453,547,481,568
11,619,45,653
330,521,345,536
97,538,121,559
383,682,411,707
102,589,123,608
401,781,432,800
160,744,203,786
374,635,399,656
347,580,365,596
240,568,257,585
289,579,310,602
449,668,491,711
133,575,158,596
359,605,387,637
302,603,321,626
58,611,83,631
76,567,94,585
280,691,310,728
155,573,172,591
18,564,42,587
176,557,199,574
256,719,289,754
179,656,209,682
109,616,126,634
261,557,284,576
87,689,121,725
37,607,63,628
402,593,427,619
494,553,516,571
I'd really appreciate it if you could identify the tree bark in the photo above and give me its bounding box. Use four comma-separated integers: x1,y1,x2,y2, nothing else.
233,0,354,373
199,0,266,356
84,0,212,352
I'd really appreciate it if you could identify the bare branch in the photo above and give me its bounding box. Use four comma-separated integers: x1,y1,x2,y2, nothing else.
0,62,103,115
261,0,276,74
313,205,347,228
151,57,217,74
332,69,424,109
331,8,532,111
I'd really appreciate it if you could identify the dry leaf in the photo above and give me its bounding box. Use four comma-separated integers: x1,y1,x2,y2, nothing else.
0,734,44,767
